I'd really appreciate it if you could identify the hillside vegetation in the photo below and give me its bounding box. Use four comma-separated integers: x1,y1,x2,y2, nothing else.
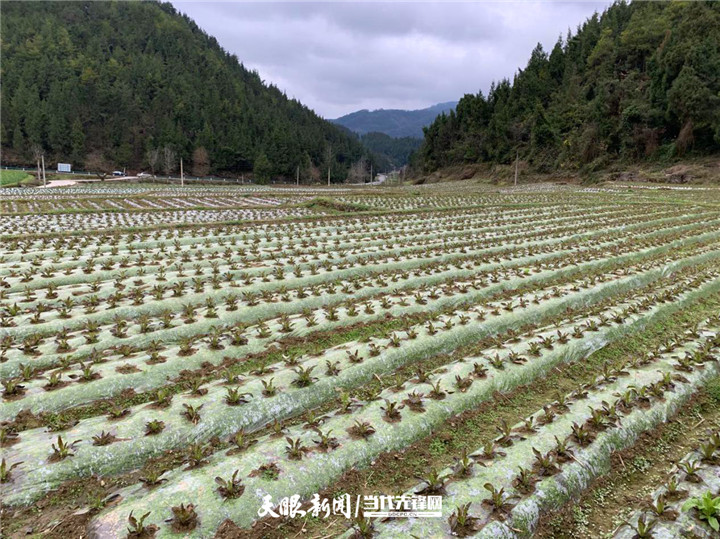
0,1,369,181
417,1,720,176
360,132,422,170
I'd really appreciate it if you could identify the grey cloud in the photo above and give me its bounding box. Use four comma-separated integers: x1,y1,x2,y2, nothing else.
172,1,613,118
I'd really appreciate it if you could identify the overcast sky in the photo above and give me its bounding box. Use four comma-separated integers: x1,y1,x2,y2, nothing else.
172,1,613,119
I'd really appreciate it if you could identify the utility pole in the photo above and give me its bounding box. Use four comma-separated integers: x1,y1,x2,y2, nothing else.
514,149,519,187
370,164,373,184
296,165,299,186
41,154,46,186
36,157,41,185
180,158,184,187
326,144,332,186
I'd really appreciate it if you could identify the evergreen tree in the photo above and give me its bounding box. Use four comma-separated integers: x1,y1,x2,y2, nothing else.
70,119,85,165
253,152,272,184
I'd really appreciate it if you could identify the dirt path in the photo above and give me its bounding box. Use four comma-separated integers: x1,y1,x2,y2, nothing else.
36,176,138,188
37,179,78,188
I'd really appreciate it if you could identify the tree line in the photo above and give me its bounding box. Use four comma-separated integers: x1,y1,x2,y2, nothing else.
1,1,375,182
415,1,720,175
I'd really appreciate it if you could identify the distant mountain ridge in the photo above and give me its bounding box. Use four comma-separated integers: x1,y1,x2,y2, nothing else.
332,102,457,138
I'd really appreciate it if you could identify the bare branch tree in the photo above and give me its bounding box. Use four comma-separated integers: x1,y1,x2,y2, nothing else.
162,146,176,177
325,144,332,186
146,148,161,177
191,146,210,177
347,157,368,184
85,151,112,181
32,144,44,185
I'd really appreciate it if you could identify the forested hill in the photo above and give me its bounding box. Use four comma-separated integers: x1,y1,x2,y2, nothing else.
418,1,720,175
333,102,457,138
360,132,422,170
0,1,369,181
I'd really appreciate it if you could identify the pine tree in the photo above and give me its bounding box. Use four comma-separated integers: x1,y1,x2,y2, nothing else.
253,152,272,184
70,119,85,165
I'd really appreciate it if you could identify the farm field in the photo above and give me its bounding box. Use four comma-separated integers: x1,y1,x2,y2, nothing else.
1,181,720,538
0,170,34,189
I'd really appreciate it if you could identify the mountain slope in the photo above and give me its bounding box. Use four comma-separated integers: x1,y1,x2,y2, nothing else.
0,1,369,180
418,1,720,174
332,102,457,138
360,132,422,170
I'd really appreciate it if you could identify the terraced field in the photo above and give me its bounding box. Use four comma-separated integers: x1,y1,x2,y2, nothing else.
1,182,719,538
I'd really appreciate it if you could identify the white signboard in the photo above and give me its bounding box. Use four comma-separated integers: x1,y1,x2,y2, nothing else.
57,163,72,173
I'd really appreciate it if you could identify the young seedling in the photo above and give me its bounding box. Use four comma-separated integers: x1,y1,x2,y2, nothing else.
453,448,474,478
350,513,375,539
488,354,505,370
677,459,702,482
428,380,446,400
325,360,341,376
403,391,425,413
476,441,506,462
538,404,556,425
454,374,473,392
250,462,280,481
527,342,542,357
45,371,63,391
225,387,252,406
153,388,173,408
139,468,166,488
313,428,339,451
292,366,316,387
92,431,117,446
185,444,209,468
182,403,203,424
0,427,19,447
346,349,363,364
513,466,535,494
107,404,130,420
553,435,573,462
2,378,26,397
170,503,198,532
532,447,558,476
682,491,720,531
285,437,307,460
447,502,479,537
145,420,165,436
270,419,287,437
664,475,685,500
348,420,375,439
380,399,403,422
262,378,278,397
50,436,81,461
483,482,514,513
495,419,514,447
0,459,22,483
571,422,593,447
185,378,208,396
648,495,677,520
699,441,719,464
472,362,488,378
126,510,157,538
215,470,245,499
416,467,451,494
